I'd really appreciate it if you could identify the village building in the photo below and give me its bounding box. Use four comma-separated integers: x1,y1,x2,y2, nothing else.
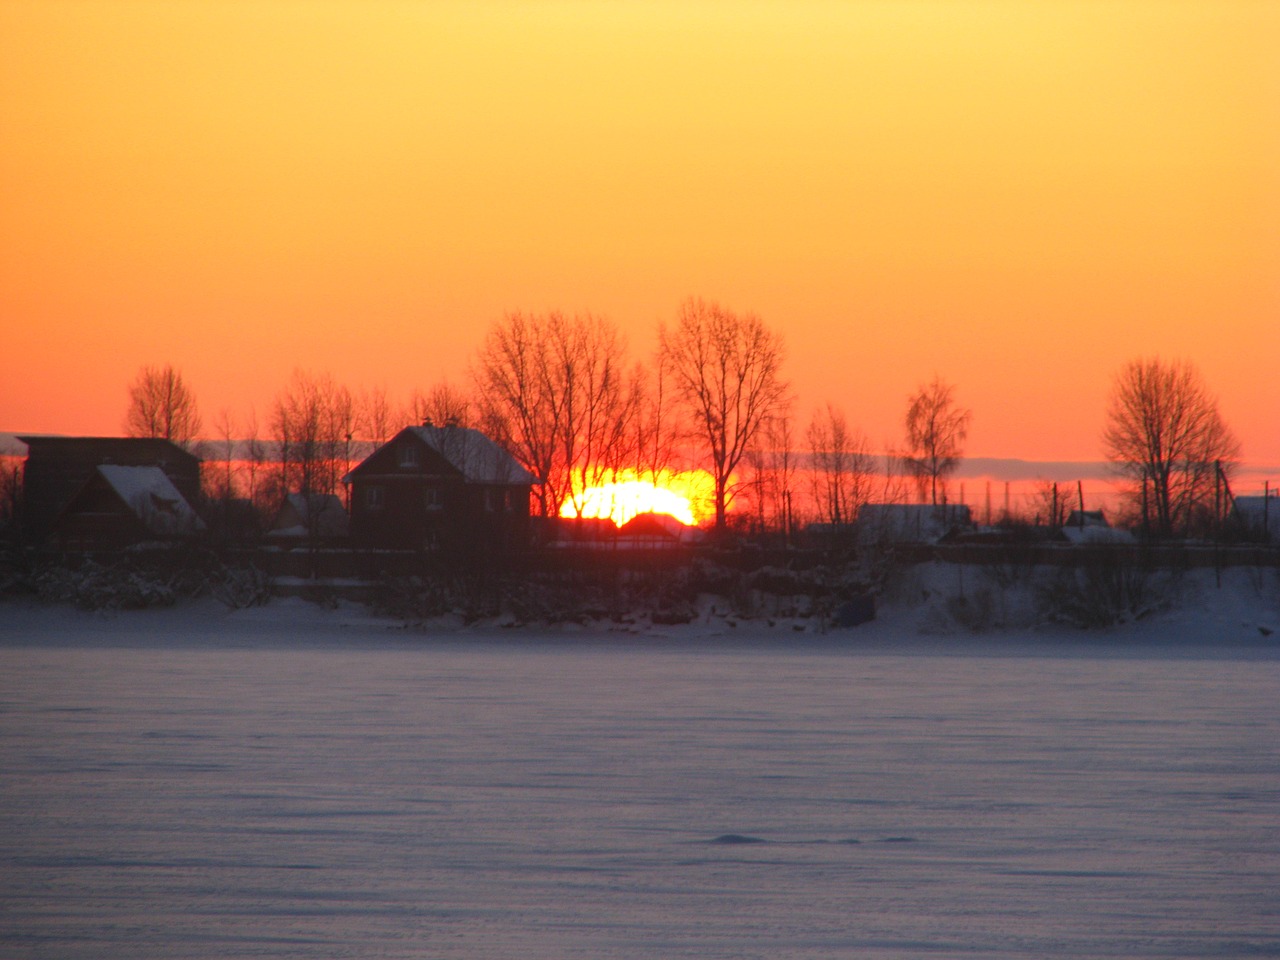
17,436,202,545
856,503,973,545
48,464,206,551
268,492,350,541
343,424,537,556
1232,495,1279,543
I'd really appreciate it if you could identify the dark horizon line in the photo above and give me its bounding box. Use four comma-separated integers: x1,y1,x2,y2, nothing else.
2,432,1276,483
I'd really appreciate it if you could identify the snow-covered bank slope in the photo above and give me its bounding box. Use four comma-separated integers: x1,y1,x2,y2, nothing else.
1,564,1276,653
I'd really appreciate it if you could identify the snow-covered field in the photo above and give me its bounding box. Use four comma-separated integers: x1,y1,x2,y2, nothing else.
1,567,1277,958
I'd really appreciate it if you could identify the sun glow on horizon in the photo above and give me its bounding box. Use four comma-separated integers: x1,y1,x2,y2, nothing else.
560,470,716,528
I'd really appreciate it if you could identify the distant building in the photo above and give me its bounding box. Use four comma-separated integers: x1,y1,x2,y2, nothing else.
615,512,701,549
856,503,972,545
1065,509,1109,529
49,464,205,551
1232,495,1279,543
268,493,349,541
1058,509,1133,544
18,436,202,544
344,424,537,555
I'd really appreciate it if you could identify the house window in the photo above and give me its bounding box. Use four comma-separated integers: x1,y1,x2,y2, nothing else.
398,444,419,468
424,487,443,512
485,488,498,513
365,485,385,509
504,489,516,513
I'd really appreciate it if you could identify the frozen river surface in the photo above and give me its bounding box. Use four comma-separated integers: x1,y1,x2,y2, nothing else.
1,617,1278,958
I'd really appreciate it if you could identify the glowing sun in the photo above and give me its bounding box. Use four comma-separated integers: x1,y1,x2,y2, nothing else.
559,470,715,527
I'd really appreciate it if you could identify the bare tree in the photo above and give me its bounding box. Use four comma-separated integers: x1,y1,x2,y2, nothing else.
474,312,637,518
406,382,472,430
1026,479,1075,530
745,413,798,539
1102,357,1240,538
270,370,354,504
807,403,875,527
660,297,789,532
242,406,268,518
124,364,202,448
902,375,971,506
630,354,683,487
209,406,238,502
552,314,639,515
474,313,560,516
356,385,398,451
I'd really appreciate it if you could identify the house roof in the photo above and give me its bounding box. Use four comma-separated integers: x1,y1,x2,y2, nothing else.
619,512,694,540
406,425,537,485
856,503,971,543
94,465,206,535
1233,496,1279,536
18,435,200,463
270,493,349,537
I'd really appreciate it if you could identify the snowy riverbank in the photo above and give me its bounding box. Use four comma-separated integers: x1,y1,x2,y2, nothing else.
2,563,1276,654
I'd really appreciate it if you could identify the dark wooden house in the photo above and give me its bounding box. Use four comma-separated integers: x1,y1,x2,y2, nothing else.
18,436,202,544
344,425,537,555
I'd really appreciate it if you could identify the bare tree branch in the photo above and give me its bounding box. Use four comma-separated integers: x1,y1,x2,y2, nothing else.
1102,357,1240,537
660,297,789,531
902,375,970,506
124,364,202,448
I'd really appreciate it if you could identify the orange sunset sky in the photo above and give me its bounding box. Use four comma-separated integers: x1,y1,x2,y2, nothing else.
2,1,1277,474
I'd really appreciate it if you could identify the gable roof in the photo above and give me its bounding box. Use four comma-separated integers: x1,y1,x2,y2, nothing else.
93,465,206,535
18,435,200,465
406,425,537,485
856,503,972,543
270,493,349,537
345,425,537,487
1233,495,1279,539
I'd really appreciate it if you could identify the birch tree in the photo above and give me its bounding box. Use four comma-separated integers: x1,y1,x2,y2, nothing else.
902,375,971,506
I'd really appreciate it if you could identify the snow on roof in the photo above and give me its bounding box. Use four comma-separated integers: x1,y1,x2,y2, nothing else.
1233,496,1279,539
406,425,538,486
271,493,349,537
856,503,971,543
96,465,205,535
1059,524,1135,545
